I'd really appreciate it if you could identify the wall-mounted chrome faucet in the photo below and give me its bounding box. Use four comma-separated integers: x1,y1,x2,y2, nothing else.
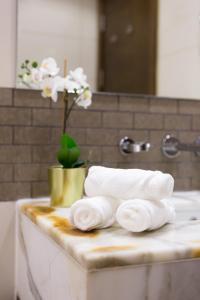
119,136,151,155
162,134,200,158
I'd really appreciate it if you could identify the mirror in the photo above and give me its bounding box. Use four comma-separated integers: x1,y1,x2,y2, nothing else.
17,0,200,99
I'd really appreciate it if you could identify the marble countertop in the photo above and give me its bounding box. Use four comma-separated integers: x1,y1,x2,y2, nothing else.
17,193,200,271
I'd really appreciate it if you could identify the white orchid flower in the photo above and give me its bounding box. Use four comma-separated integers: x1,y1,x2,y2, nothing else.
76,88,92,109
41,76,63,102
40,57,60,77
31,68,44,86
64,76,80,93
68,67,89,88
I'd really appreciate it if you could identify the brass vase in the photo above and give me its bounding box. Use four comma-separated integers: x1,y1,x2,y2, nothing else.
48,166,86,207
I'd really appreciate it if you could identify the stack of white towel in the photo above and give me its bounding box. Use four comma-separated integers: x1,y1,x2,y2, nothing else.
70,166,175,233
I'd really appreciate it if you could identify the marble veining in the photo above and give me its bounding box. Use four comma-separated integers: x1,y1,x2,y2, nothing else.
17,194,200,271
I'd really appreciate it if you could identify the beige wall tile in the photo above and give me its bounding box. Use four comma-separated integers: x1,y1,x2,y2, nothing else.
0,146,31,163
178,162,200,178
69,111,101,128
86,129,118,146
0,89,12,106
103,112,133,129
33,145,58,163
102,146,126,163
174,178,191,191
192,115,200,130
14,89,50,107
91,94,118,111
0,165,13,182
135,113,163,129
164,115,191,130
14,127,51,145
150,98,178,114
0,182,31,201
119,130,149,142
31,181,49,198
179,100,200,115
0,107,31,125
80,146,102,163
0,127,12,144
14,164,49,181
119,96,148,112
32,108,63,127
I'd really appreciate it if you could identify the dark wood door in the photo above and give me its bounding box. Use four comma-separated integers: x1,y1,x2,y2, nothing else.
100,0,157,94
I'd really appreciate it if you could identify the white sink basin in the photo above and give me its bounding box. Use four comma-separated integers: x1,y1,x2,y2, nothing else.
172,191,200,221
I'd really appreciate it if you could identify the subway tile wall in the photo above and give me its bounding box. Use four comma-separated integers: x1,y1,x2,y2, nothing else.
0,88,200,201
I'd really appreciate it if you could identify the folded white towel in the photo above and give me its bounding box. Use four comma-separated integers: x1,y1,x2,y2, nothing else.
70,196,120,231
116,198,176,232
84,166,174,202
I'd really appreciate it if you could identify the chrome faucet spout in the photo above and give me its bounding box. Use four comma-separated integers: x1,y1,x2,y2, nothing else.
162,134,200,158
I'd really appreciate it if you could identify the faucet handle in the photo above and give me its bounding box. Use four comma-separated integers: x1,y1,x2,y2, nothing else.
119,136,151,155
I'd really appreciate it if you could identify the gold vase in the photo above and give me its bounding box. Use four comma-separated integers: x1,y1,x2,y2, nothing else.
48,166,86,207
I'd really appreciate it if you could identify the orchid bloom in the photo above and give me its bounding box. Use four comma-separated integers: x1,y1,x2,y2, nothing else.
19,58,92,108
40,57,60,77
76,88,92,109
31,68,44,85
41,77,58,102
67,67,89,89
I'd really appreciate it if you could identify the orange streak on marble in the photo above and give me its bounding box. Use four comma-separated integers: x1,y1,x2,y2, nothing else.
21,205,55,223
191,247,200,258
47,215,99,238
91,245,137,253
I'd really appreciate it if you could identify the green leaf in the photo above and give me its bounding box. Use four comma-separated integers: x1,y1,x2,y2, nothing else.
67,147,80,166
57,133,81,168
32,61,38,68
60,133,77,149
57,148,69,168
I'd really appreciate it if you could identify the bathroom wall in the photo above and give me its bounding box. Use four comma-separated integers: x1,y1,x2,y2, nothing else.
0,0,17,87
0,88,200,202
157,0,200,99
0,87,200,298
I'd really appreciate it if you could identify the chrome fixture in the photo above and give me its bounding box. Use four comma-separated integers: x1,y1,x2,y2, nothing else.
162,134,200,158
119,136,151,155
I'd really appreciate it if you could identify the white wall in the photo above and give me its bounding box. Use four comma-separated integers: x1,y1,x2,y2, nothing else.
157,0,200,99
17,0,99,90
0,202,15,300
0,0,17,87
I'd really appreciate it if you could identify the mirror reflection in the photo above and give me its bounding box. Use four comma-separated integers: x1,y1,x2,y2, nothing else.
17,0,200,99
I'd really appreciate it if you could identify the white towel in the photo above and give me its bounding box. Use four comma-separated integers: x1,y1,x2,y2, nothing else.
70,196,120,231
85,166,174,201
116,198,176,232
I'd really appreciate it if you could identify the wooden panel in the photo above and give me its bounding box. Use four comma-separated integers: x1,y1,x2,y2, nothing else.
100,0,157,94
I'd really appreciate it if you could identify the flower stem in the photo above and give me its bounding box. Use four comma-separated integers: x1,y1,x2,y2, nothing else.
63,90,68,133
65,99,76,122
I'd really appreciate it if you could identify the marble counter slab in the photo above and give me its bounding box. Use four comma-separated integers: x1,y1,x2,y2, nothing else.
17,195,200,271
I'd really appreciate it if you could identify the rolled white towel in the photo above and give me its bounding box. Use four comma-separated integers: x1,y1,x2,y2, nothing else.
85,166,174,201
116,199,176,232
70,196,120,231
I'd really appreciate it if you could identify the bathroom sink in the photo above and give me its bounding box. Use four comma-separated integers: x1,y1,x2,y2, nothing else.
171,191,200,221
